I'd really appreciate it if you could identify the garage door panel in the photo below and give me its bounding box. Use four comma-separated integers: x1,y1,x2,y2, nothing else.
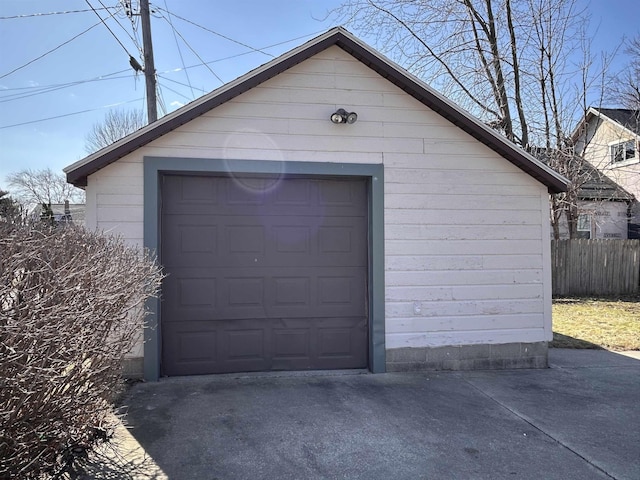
162,321,220,374
272,327,311,359
162,175,367,214
161,175,368,375
162,216,366,268
162,175,219,215
163,317,366,375
164,267,366,320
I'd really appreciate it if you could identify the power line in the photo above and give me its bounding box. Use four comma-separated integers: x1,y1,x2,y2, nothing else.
84,0,136,59
123,1,142,52
162,0,195,99
156,83,167,116
0,29,329,126
154,6,275,58
0,98,143,129
95,0,142,52
157,12,224,84
0,69,130,92
0,8,116,20
155,29,327,77
0,21,101,79
156,78,195,102
0,71,132,103
0,29,325,95
157,74,206,94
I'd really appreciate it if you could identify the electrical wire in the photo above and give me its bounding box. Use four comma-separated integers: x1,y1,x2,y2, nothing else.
0,69,130,92
156,79,194,102
123,1,142,54
0,21,101,79
0,98,143,129
157,75,206,94
163,0,195,99
157,12,224,84
0,8,116,20
153,30,330,79
84,0,136,59
0,30,326,99
0,29,329,127
156,83,167,116
0,72,132,103
154,6,275,58
95,0,142,53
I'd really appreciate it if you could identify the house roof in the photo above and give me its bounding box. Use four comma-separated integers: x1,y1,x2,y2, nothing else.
64,27,568,194
579,162,635,202
578,107,640,139
594,108,640,134
532,148,634,202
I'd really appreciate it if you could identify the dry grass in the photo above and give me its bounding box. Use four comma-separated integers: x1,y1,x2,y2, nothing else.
551,297,640,351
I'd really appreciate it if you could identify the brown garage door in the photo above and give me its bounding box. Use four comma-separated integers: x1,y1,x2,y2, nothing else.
160,174,368,375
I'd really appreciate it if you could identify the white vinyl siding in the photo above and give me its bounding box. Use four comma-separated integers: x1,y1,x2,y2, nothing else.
86,45,551,350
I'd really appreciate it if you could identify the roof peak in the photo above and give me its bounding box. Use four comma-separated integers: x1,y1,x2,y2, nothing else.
64,27,567,193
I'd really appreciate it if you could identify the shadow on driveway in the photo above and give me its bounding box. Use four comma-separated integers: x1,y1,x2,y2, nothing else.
81,349,639,480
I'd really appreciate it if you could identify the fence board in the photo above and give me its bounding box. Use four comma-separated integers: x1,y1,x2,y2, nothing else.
552,239,640,296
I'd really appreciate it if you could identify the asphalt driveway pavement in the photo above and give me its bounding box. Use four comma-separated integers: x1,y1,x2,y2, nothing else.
83,349,640,480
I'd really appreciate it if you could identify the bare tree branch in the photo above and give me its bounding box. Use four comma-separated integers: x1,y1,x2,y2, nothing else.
0,223,163,478
366,0,502,119
607,35,640,109
85,109,146,154
334,0,610,239
6,168,85,206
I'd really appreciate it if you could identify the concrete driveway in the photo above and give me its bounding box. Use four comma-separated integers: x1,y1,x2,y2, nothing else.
82,349,640,480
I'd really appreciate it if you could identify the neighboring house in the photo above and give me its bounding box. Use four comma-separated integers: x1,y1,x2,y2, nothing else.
64,28,568,380
534,148,635,239
573,107,640,238
29,201,86,226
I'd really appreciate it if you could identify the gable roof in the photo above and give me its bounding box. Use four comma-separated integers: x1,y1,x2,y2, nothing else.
578,162,635,202
532,147,634,202
64,27,568,193
578,107,640,138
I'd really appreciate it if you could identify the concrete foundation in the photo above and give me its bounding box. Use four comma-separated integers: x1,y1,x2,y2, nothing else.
123,343,548,378
386,342,548,372
122,357,144,379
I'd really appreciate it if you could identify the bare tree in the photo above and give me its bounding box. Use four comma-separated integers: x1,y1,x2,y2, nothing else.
85,108,146,154
335,0,609,238
607,35,640,109
6,168,85,206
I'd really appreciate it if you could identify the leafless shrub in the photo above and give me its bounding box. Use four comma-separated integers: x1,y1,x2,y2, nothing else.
0,223,162,479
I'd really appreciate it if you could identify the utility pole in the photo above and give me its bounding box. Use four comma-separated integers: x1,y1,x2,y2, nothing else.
139,0,157,123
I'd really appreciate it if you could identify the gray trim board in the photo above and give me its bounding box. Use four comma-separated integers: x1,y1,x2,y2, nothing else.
66,27,568,194
143,156,385,381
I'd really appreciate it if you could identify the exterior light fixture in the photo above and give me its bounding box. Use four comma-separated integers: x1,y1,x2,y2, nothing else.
330,108,358,124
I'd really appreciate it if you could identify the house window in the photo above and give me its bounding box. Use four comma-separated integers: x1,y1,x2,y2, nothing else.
610,140,636,163
577,213,591,239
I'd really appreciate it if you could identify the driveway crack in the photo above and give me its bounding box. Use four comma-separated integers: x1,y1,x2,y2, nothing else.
459,375,618,480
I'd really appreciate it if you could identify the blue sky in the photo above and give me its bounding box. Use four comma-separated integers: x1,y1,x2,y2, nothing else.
0,0,638,193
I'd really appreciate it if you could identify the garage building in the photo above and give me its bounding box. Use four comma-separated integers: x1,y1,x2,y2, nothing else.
65,28,568,380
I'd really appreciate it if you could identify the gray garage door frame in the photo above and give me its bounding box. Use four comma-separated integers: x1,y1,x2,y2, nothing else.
143,156,385,381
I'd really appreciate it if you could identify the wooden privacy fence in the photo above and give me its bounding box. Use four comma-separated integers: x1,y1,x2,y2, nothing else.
551,239,640,296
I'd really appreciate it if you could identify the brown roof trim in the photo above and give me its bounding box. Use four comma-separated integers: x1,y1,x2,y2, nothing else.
65,28,568,193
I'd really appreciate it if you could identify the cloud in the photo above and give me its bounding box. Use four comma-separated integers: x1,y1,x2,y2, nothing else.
170,101,184,108
28,80,40,87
